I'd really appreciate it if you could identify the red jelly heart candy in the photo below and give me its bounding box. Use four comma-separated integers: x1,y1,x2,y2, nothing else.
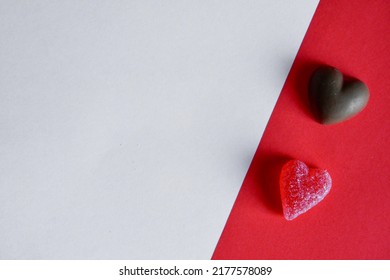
280,159,332,220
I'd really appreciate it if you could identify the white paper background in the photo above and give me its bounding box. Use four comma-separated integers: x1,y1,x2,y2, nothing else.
0,0,318,259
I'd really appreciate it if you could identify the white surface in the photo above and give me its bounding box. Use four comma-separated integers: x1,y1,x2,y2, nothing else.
0,0,318,259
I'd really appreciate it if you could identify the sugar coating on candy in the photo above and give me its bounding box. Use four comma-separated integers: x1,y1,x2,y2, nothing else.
280,160,332,220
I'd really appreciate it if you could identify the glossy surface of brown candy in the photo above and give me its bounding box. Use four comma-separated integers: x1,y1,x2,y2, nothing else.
309,66,369,125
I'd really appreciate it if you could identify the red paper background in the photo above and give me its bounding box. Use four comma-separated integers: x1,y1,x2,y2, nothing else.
213,0,390,259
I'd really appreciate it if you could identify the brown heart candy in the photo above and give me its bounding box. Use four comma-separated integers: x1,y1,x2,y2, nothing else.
308,66,369,125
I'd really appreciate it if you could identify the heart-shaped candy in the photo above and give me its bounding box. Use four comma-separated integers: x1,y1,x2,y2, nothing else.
280,160,332,220
309,66,369,125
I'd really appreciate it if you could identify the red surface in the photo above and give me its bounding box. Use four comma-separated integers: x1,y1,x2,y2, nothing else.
213,0,390,259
